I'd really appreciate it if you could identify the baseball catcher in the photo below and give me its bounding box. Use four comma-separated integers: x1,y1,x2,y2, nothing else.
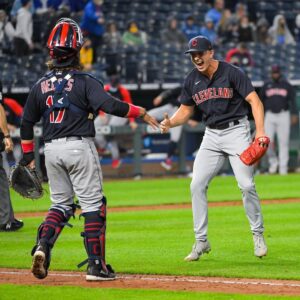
10,164,43,199
239,136,270,166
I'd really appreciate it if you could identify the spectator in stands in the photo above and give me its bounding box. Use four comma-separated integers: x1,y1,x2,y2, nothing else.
80,37,93,71
181,14,201,41
238,15,255,43
122,20,147,47
231,2,248,25
268,14,295,45
94,70,138,169
13,0,33,56
10,0,34,20
103,21,123,71
0,80,24,232
103,21,123,50
205,0,224,28
217,9,239,44
80,0,105,63
225,42,253,68
200,17,218,45
0,9,15,55
148,86,182,171
256,17,271,45
294,14,300,42
161,16,186,46
260,65,298,175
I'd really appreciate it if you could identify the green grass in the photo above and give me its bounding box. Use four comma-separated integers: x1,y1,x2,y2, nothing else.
10,174,300,212
1,285,299,300
1,202,300,280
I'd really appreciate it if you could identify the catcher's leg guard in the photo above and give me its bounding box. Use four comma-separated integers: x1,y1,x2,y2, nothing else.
31,205,75,279
78,198,115,281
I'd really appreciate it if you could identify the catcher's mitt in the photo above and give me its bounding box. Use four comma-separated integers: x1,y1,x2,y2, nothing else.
239,136,270,166
9,165,43,199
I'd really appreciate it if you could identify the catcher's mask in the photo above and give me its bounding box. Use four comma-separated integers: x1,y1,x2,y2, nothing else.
47,18,84,67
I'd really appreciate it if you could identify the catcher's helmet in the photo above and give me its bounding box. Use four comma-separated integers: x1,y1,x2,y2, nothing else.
47,18,83,65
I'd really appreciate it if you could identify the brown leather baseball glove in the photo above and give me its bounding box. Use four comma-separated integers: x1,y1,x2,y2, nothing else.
9,165,43,199
239,136,270,166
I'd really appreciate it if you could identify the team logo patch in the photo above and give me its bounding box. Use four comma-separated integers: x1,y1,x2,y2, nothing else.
191,39,197,47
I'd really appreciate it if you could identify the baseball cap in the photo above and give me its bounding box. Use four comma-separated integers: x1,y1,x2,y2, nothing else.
185,36,213,54
271,64,281,73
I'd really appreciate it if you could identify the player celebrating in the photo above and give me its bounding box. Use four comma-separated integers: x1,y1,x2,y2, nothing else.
160,36,268,261
20,18,158,281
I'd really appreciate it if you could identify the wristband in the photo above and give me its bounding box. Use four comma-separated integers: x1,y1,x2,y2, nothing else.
127,104,141,118
21,142,34,153
4,134,10,138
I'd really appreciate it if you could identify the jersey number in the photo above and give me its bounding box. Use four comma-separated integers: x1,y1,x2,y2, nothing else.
46,96,65,124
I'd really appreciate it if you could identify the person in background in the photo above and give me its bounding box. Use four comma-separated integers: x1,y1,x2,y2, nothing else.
181,14,201,42
256,17,271,45
200,17,218,45
80,0,105,63
0,9,15,55
238,15,255,43
1,97,23,175
161,16,186,46
260,65,298,175
205,0,224,28
0,80,24,232
268,14,295,45
80,37,93,71
225,42,253,68
13,0,33,56
103,21,123,71
122,20,147,47
148,86,182,171
94,70,138,169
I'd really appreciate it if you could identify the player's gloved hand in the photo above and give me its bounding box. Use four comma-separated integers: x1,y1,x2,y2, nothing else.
20,152,35,166
160,113,171,133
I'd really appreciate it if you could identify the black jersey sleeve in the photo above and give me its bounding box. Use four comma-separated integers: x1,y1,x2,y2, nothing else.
86,76,129,117
22,84,42,124
179,77,195,106
229,66,254,99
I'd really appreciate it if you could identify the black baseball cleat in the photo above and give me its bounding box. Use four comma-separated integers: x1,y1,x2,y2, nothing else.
31,242,50,279
0,219,24,232
86,260,116,281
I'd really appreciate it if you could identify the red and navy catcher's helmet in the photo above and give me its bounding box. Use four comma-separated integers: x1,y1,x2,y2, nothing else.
47,18,83,66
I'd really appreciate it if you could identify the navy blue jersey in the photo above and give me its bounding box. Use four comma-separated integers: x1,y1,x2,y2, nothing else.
179,61,254,126
260,78,297,114
22,70,129,141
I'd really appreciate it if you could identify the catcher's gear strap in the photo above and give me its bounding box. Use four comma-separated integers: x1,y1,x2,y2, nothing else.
77,208,106,269
36,208,73,247
42,71,94,120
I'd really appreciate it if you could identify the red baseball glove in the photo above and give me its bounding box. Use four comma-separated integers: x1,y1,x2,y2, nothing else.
239,136,270,166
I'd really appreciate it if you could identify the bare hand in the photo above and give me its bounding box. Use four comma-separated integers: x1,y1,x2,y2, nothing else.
28,160,36,169
4,137,13,153
291,115,298,126
153,96,163,106
129,121,138,131
160,113,171,133
187,119,199,128
142,113,159,130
